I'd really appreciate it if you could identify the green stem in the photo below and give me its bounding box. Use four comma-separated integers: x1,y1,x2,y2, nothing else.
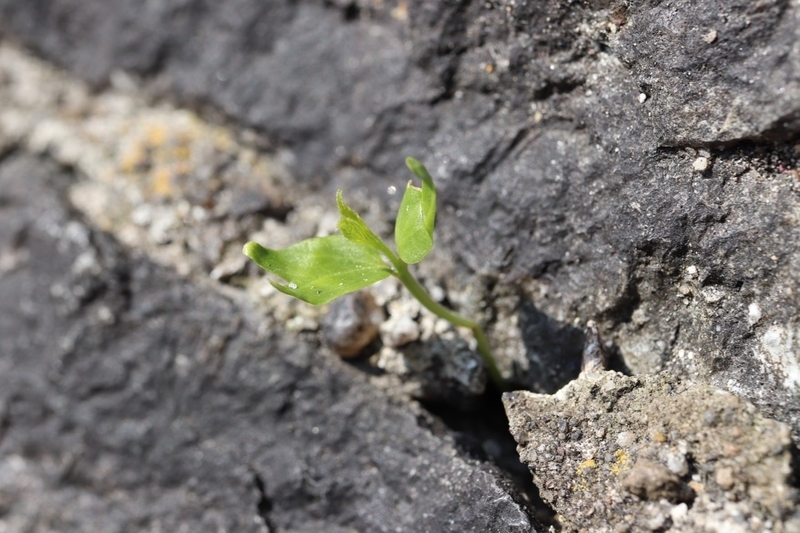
391,260,507,391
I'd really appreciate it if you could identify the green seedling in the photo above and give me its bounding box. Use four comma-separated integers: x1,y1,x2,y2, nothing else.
243,157,505,390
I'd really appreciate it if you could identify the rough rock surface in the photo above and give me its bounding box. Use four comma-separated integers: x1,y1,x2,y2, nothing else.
1,0,800,530
504,372,800,532
1,0,797,438
0,41,492,407
0,153,538,532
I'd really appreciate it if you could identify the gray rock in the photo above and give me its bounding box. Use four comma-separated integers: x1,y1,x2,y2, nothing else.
2,0,800,528
374,335,487,405
0,154,539,532
503,371,800,532
2,0,797,437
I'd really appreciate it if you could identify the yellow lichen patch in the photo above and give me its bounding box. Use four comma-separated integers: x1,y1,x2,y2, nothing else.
146,124,167,147
575,458,598,492
171,143,192,162
652,431,667,443
610,449,630,476
151,167,174,197
213,129,233,153
577,458,597,473
119,144,146,174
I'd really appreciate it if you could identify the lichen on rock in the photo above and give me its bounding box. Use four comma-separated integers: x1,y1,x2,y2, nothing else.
504,372,800,532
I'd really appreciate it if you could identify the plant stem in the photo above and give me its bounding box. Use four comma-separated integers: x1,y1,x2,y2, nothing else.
392,261,507,391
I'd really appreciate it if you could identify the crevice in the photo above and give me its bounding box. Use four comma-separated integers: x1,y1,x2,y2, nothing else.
789,442,800,491
465,126,531,186
526,258,564,278
699,268,730,289
658,129,800,153
424,0,472,106
517,300,584,394
428,61,459,105
419,386,559,531
666,323,681,361
604,343,633,376
598,276,641,327
0,402,9,447
251,470,276,533
532,78,584,101
137,40,170,80
321,0,362,23
342,2,360,22
0,143,19,168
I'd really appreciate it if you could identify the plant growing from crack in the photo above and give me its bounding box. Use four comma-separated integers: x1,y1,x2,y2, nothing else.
243,157,505,390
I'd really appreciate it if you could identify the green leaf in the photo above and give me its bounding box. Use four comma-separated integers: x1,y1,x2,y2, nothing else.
243,236,392,305
336,190,393,258
395,157,437,264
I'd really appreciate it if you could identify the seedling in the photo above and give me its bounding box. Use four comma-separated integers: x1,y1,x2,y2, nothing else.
243,157,505,389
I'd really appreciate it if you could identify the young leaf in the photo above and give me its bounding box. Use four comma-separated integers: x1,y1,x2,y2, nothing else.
336,190,394,258
395,157,437,264
243,236,392,305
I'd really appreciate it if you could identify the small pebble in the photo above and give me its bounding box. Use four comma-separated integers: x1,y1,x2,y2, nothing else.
715,467,736,490
380,315,421,347
374,346,409,374
285,315,318,333
747,302,762,326
617,431,635,448
666,452,689,476
670,503,688,522
693,157,709,172
646,513,666,531
427,283,445,302
701,286,725,304
322,292,383,357
96,305,116,325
